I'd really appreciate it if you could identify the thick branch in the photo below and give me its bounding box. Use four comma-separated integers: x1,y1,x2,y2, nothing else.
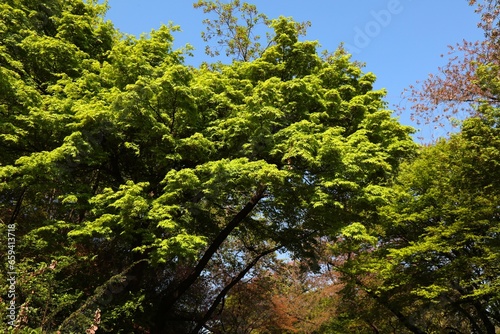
351,276,427,334
154,184,267,331
452,281,496,334
9,187,27,225
191,245,283,334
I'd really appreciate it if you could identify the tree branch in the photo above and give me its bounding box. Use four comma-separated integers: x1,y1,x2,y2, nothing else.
191,244,283,333
154,184,267,331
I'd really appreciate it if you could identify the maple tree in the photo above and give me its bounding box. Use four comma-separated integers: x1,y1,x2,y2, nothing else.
193,0,270,61
0,0,415,333
342,109,500,333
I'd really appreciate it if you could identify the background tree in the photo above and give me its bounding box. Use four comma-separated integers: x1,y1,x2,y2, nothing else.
207,259,343,334
367,109,499,333
333,2,500,331
402,0,500,133
193,0,310,62
193,0,270,61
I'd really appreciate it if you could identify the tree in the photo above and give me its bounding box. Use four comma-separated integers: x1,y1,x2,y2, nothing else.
380,110,500,333
193,0,310,62
335,58,500,334
402,0,500,133
193,0,270,61
335,3,500,332
0,1,415,332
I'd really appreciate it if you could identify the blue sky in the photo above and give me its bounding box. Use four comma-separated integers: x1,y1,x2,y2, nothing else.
105,0,485,140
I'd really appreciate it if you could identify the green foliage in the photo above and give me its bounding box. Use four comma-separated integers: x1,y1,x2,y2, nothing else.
0,1,416,332
194,0,270,61
334,108,500,333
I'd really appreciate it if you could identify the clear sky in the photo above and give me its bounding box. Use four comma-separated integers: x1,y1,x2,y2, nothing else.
104,0,485,140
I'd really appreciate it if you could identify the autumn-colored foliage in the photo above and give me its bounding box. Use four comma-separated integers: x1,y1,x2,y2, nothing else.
401,0,500,134
208,260,344,334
